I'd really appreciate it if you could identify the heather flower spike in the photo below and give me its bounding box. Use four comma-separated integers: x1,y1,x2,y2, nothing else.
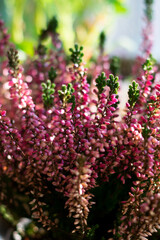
128,80,139,107
106,74,119,94
41,79,55,109
48,67,57,82
95,72,107,94
99,31,106,54
145,0,154,21
69,44,84,65
110,56,120,76
47,16,58,33
40,16,58,41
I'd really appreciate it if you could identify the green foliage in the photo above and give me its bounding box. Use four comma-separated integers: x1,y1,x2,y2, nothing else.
110,56,120,76
99,31,106,53
41,79,55,109
48,67,57,82
69,44,84,65
106,74,119,94
95,72,107,94
58,83,75,110
128,81,139,108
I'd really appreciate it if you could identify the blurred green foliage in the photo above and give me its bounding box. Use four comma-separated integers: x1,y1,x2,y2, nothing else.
0,0,126,55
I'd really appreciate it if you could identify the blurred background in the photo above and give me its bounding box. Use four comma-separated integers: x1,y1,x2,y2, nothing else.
0,0,127,57
0,0,160,61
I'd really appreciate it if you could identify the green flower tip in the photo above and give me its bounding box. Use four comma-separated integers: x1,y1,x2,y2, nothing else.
95,73,119,95
41,79,56,109
58,83,75,110
142,55,155,71
106,74,119,94
128,80,139,108
69,44,84,65
95,72,107,94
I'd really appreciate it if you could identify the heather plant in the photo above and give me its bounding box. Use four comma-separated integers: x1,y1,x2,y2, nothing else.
0,1,160,240
132,0,154,77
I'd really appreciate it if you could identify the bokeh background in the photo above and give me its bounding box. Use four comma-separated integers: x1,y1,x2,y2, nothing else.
0,0,127,57
0,0,160,61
